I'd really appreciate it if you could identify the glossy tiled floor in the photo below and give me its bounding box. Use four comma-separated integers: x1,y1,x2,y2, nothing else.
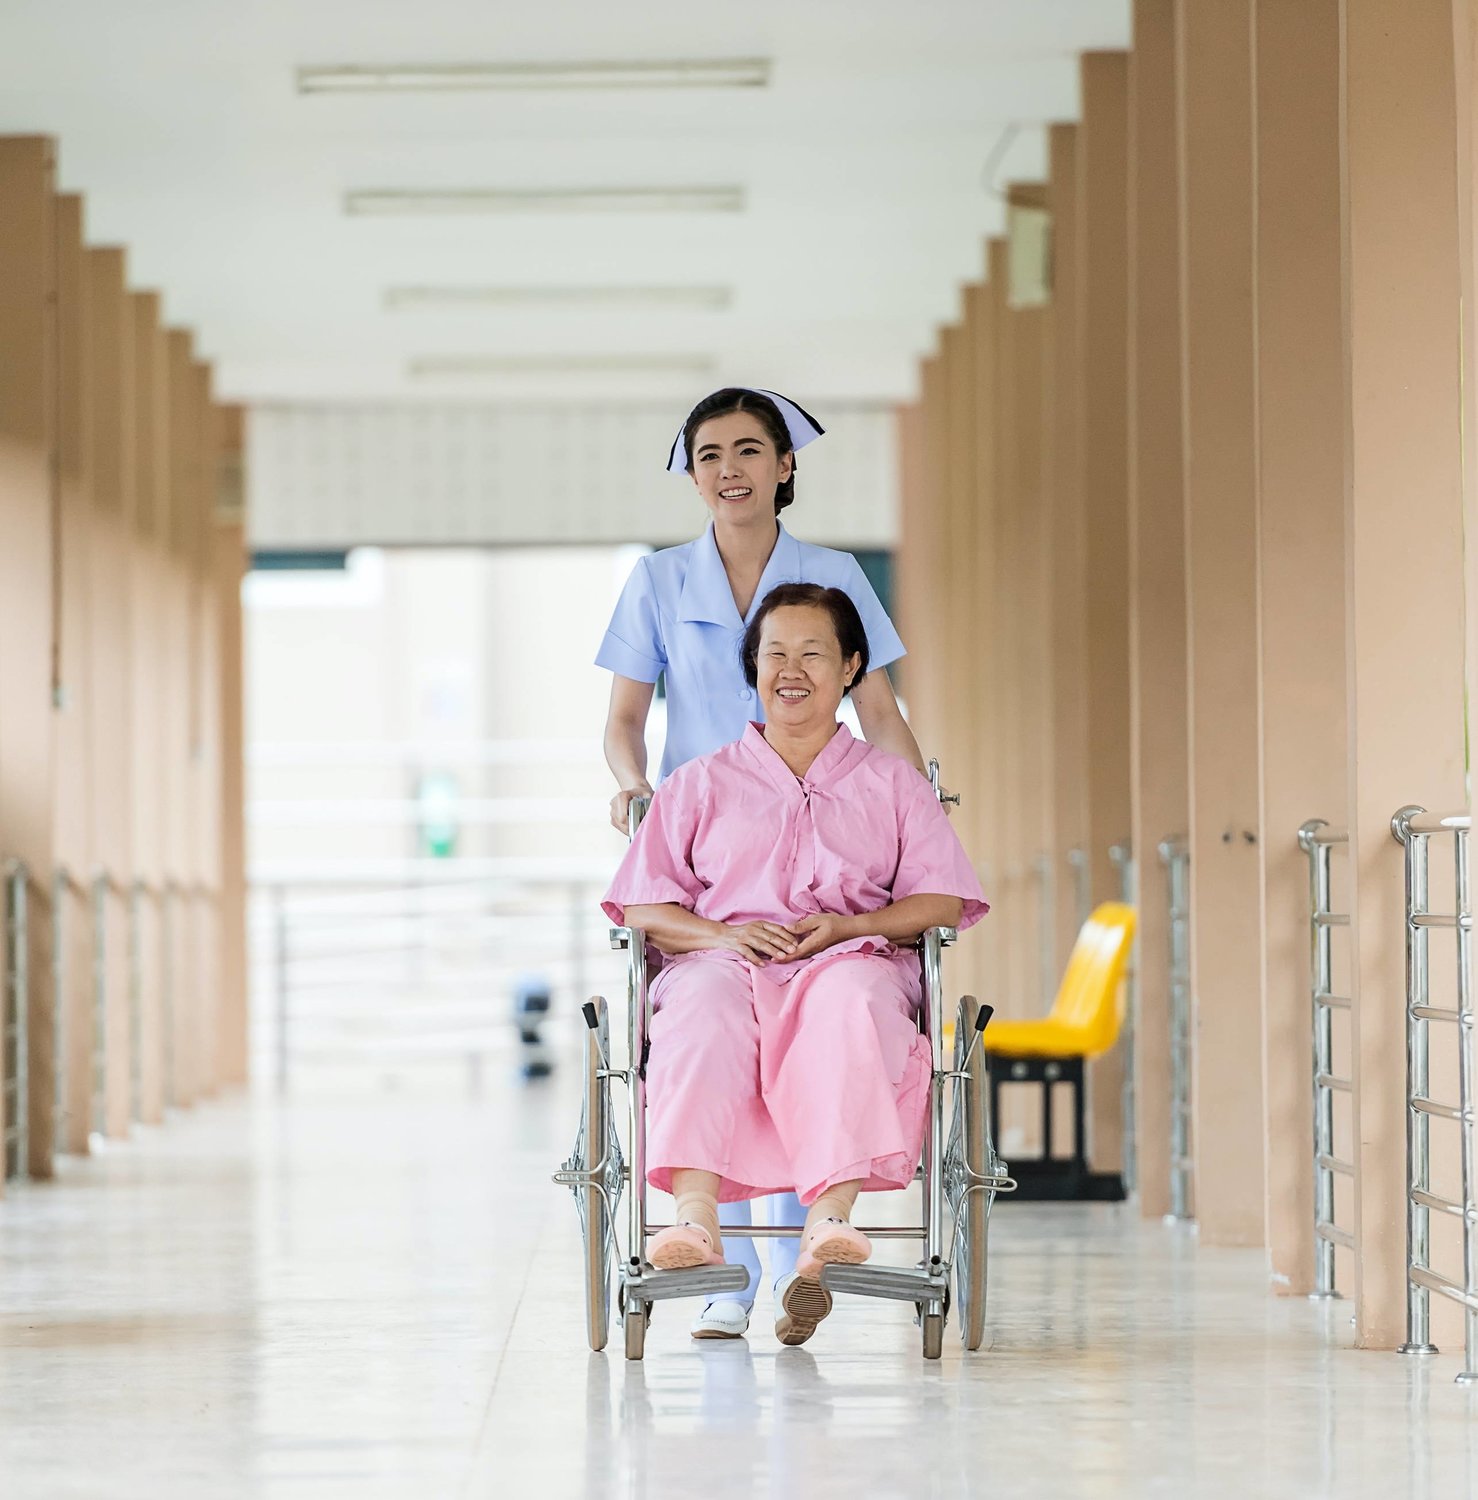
1,1068,1475,1499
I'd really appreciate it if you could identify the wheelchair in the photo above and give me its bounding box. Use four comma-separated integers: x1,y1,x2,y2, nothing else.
554,761,1015,1360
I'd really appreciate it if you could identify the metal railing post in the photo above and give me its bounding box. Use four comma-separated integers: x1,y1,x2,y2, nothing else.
273,883,289,1096
1390,805,1478,1379
1110,841,1137,1197
1067,846,1091,936
1455,821,1477,1382
128,882,143,1121
161,883,176,1111
52,869,67,1157
1393,806,1439,1357
91,873,107,1143
1159,837,1192,1221
1298,820,1354,1298
1035,853,1055,1013
4,862,30,1181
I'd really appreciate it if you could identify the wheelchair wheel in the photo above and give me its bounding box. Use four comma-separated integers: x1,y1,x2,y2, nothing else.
577,998,614,1352
951,995,991,1351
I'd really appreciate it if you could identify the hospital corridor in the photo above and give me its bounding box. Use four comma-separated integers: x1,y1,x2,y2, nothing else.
3,2,1478,1497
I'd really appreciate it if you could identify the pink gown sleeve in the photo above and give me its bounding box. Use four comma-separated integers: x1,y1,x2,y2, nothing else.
889,769,990,930
601,774,706,926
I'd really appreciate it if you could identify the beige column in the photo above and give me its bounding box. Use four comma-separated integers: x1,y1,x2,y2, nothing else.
1079,52,1132,1175
130,292,167,1127
967,271,1002,1017
1466,3,1478,860
191,364,222,1099
1012,292,1051,1024
1343,0,1467,1349
1460,0,1478,1347
936,317,977,1000
216,406,249,1087
84,246,135,1149
912,348,948,762
1046,124,1090,980
1176,0,1267,1246
53,193,93,1170
0,137,59,1182
163,329,197,1108
986,240,1025,1022
1253,0,1348,1295
896,396,942,784
1127,0,1188,1221
895,402,933,728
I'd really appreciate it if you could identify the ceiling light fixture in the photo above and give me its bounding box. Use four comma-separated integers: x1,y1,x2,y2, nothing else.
299,58,771,94
385,285,732,312
407,354,716,379
346,186,743,216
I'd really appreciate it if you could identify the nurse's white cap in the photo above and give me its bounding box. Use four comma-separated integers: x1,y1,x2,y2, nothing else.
666,388,826,474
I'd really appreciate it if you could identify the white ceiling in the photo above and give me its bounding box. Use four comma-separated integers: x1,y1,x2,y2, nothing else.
0,1,1129,406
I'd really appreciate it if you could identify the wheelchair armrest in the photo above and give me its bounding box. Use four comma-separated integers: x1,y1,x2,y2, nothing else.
912,925,959,951
609,924,647,952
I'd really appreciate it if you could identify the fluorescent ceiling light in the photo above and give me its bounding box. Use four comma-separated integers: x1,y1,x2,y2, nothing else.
385,285,732,312
347,186,743,216
408,355,715,379
299,58,771,93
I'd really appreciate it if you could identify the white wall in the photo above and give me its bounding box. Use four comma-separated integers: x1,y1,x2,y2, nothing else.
246,400,898,549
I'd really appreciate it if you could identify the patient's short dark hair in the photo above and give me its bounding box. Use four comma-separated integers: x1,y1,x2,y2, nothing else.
741,583,870,694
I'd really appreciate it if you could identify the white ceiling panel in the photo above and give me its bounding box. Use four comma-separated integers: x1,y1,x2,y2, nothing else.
0,0,1130,404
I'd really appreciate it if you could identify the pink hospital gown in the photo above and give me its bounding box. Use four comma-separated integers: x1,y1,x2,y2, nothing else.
601,722,988,1205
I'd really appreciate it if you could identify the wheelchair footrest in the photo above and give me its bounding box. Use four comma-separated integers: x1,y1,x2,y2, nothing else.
626,1264,752,1303
820,1263,950,1304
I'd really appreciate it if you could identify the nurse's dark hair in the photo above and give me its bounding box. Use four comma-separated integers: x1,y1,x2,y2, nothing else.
681,387,797,513
741,583,869,694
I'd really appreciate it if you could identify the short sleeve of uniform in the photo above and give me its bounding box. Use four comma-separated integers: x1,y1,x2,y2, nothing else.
601,777,705,925
890,771,989,931
595,556,666,684
841,555,906,672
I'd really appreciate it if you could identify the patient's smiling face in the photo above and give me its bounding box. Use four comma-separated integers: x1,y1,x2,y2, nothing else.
755,604,862,733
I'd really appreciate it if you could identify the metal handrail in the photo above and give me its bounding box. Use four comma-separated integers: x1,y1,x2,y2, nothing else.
1110,841,1137,1197
1067,847,1092,935
1391,805,1477,1383
3,860,29,1182
1158,836,1192,1221
1297,820,1353,1299
1034,853,1055,1013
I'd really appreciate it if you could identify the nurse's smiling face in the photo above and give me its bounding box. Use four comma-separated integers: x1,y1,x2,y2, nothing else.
755,604,861,731
690,411,794,527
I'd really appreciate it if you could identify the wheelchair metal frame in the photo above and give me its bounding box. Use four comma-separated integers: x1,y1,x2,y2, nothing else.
556,761,1015,1359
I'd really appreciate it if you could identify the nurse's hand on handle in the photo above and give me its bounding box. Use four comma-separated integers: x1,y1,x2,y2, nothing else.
609,784,654,833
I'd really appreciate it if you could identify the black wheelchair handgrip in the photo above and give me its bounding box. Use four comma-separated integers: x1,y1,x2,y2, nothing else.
974,1004,994,1032
582,1002,600,1031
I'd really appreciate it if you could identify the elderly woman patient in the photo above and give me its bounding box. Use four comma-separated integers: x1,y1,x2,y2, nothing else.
602,582,987,1346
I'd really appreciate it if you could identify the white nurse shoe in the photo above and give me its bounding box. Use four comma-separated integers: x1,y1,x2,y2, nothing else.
690,1299,751,1340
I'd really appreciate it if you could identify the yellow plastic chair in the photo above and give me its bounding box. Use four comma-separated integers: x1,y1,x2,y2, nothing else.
984,901,1137,1199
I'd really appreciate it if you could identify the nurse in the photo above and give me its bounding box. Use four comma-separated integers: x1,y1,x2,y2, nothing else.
597,386,928,1346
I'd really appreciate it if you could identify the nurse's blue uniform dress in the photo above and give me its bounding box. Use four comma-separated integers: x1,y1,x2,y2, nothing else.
596,517,907,1304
